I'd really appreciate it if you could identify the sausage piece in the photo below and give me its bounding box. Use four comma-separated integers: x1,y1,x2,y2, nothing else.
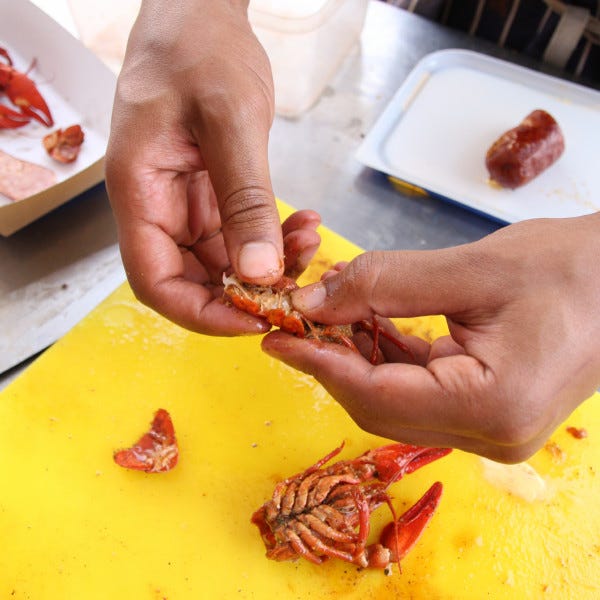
485,109,565,189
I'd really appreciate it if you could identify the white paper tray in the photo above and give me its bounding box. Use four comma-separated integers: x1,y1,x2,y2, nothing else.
356,49,600,224
0,0,117,236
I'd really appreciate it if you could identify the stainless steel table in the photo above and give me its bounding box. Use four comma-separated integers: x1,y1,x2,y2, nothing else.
0,1,590,388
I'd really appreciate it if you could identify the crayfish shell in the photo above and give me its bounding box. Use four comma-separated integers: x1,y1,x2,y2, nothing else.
222,273,354,344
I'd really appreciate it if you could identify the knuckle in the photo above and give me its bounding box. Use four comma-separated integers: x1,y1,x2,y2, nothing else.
220,187,277,233
344,252,386,299
127,277,154,310
483,399,543,452
195,74,273,136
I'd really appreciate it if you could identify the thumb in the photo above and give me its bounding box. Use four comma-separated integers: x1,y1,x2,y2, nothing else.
195,87,283,286
292,248,494,324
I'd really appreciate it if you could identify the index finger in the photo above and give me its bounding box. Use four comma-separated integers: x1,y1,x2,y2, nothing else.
260,332,544,461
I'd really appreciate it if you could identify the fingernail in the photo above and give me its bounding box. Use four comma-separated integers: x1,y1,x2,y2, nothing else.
292,282,326,312
238,242,281,280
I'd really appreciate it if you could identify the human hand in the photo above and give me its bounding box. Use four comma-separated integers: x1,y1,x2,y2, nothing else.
105,0,287,334
262,214,600,462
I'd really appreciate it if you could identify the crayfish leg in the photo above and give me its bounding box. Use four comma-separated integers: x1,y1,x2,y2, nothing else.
356,317,417,365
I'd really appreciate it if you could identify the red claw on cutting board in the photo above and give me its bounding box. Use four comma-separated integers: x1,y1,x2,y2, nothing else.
113,408,178,473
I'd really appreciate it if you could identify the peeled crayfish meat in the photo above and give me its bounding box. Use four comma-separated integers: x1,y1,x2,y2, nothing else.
251,442,451,572
113,408,178,473
43,124,84,163
0,47,53,128
223,273,414,364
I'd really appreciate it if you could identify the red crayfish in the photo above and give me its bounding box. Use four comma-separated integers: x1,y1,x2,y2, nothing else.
0,47,53,128
113,408,179,473
252,442,451,572
223,273,415,364
43,124,85,163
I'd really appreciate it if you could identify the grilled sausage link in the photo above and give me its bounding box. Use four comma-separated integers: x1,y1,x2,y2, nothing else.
485,109,565,189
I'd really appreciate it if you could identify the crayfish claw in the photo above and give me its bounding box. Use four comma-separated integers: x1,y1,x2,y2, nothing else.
379,481,444,564
0,49,54,129
0,105,30,128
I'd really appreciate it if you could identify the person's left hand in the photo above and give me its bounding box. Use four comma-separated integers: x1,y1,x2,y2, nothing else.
260,215,600,462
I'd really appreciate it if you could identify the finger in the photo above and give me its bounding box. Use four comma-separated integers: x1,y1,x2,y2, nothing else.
261,331,479,436
428,335,466,361
188,230,230,284
193,86,284,286
118,219,269,335
359,318,432,365
291,246,502,326
283,230,321,279
281,210,321,278
261,331,543,462
320,262,348,281
281,209,321,237
185,172,230,283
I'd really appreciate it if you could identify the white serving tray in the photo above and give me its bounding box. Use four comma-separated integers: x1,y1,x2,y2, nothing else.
356,49,600,224
0,0,117,236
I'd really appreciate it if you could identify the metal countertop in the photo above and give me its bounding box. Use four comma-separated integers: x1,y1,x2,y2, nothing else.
0,1,590,388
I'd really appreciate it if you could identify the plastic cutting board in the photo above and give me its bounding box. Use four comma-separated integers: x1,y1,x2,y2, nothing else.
1,202,598,599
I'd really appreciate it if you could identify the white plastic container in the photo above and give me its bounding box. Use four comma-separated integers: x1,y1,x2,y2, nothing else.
249,0,369,117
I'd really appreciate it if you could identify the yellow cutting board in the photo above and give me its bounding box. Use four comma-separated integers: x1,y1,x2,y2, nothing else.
1,202,598,599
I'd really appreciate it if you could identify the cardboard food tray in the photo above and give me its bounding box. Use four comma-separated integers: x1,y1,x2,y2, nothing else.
0,202,598,598
356,49,600,224
0,0,116,235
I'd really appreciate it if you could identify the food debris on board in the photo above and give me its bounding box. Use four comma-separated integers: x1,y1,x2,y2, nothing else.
566,426,588,439
113,408,178,473
480,458,548,503
251,441,451,573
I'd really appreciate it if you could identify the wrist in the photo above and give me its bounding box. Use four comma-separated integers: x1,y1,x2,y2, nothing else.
131,0,251,51
138,0,249,22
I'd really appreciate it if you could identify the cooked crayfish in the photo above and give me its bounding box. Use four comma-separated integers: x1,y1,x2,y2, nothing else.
113,408,178,473
0,47,53,128
223,273,414,364
251,442,451,571
43,124,84,163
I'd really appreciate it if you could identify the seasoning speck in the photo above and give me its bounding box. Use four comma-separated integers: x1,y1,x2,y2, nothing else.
566,426,588,439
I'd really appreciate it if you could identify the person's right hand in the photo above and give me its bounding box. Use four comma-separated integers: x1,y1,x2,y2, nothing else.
105,0,289,335
262,214,600,462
